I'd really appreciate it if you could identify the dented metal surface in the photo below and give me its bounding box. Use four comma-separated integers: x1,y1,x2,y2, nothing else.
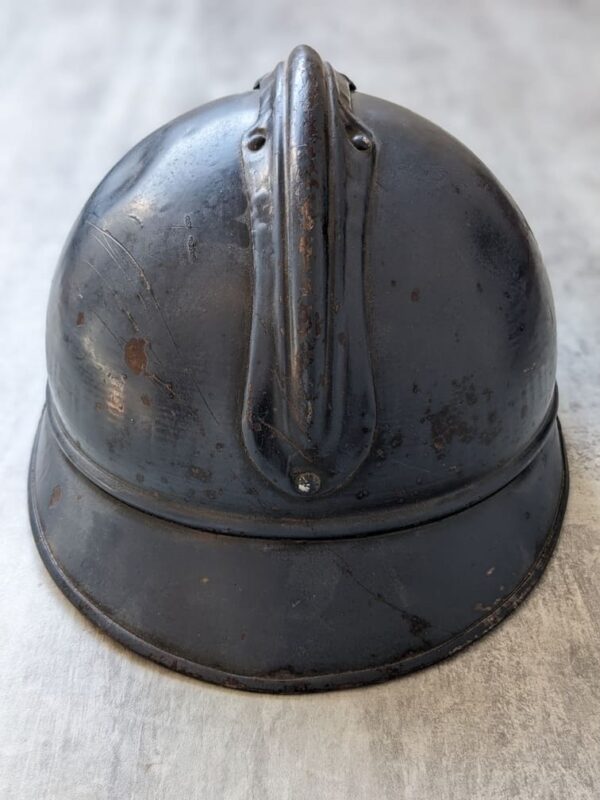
28,45,568,692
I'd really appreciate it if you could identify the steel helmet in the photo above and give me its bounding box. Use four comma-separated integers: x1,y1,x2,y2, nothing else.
29,45,568,692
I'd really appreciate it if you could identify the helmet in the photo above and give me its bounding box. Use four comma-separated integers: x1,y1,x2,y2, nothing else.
28,45,568,692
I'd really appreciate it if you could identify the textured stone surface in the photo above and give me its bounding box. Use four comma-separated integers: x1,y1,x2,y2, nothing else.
1,1,599,797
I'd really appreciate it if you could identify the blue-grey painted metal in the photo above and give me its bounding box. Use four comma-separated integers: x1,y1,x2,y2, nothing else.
28,45,569,692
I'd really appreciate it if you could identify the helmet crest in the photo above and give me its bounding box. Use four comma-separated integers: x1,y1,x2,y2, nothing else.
242,45,376,496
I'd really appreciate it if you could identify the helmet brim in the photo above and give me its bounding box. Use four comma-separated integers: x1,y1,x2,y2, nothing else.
28,406,568,693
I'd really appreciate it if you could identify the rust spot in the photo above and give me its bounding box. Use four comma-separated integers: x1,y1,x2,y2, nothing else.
300,199,315,232
313,311,322,337
141,394,152,407
124,338,148,375
298,302,314,336
298,234,312,260
148,373,176,399
408,614,430,637
298,199,315,260
189,466,211,482
424,376,500,457
427,406,474,456
410,288,420,303
390,432,403,449
187,235,198,262
76,312,85,326
49,485,62,508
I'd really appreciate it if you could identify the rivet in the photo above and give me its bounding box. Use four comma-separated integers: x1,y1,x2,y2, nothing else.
293,471,321,496
351,133,371,151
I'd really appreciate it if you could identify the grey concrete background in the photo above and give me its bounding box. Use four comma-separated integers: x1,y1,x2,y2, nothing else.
1,0,599,797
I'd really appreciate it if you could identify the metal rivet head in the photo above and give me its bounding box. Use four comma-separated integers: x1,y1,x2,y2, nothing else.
247,133,266,151
293,471,321,496
351,133,371,151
